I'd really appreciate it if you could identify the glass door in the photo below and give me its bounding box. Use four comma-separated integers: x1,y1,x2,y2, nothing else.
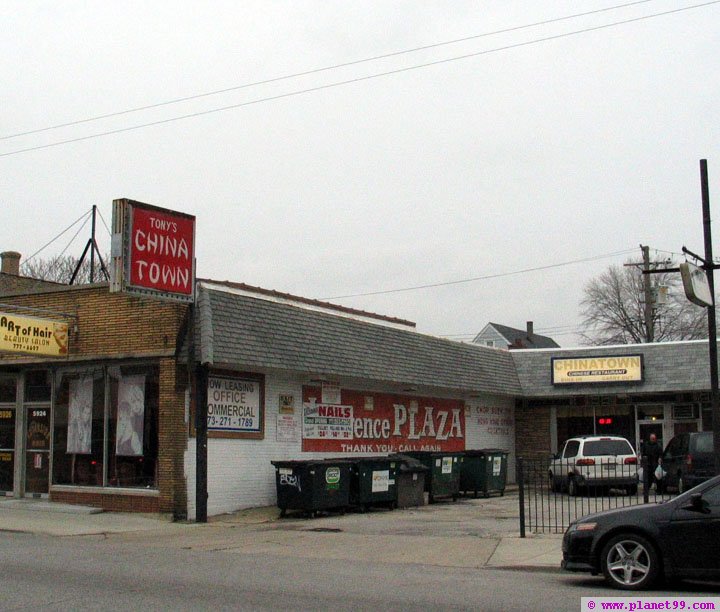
0,376,17,494
24,405,51,495
22,370,52,497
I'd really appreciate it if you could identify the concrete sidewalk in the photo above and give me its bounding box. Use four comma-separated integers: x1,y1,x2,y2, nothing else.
0,496,563,571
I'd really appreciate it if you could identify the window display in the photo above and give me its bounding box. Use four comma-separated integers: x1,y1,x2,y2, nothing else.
53,364,158,489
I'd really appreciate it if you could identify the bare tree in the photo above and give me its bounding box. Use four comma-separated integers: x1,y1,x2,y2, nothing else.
580,261,707,345
20,254,109,285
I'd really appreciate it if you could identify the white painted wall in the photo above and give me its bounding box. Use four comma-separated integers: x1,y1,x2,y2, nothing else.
184,373,516,519
464,396,516,485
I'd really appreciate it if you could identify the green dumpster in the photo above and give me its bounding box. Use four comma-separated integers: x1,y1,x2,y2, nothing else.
404,451,461,503
271,459,351,517
347,456,399,511
459,449,508,498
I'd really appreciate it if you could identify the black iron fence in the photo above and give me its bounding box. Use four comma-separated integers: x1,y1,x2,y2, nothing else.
517,456,675,536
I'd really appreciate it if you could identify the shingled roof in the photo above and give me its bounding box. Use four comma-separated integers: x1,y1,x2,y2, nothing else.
193,282,522,397
480,322,560,350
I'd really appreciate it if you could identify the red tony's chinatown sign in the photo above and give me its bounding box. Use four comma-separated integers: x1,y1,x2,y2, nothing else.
302,387,465,453
111,199,196,302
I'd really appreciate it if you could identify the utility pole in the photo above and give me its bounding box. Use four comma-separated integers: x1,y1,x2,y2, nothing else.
641,244,654,342
699,160,720,475
644,161,719,474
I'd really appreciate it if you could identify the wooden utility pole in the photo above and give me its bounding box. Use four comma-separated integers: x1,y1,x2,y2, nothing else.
641,244,654,342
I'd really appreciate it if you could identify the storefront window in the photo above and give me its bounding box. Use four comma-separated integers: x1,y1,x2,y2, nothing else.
52,364,159,489
107,365,158,488
556,406,594,445
25,370,51,402
636,404,664,420
0,377,16,403
53,369,105,486
556,404,635,447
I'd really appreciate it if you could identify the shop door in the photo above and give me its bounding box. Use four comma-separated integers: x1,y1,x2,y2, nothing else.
0,376,17,495
24,406,51,495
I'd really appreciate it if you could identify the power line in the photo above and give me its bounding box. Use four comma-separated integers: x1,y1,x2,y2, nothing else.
0,0,661,142
96,207,112,238
2,1,718,158
20,208,93,266
322,249,637,300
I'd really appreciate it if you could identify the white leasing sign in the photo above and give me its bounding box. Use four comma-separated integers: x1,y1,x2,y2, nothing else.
207,377,261,433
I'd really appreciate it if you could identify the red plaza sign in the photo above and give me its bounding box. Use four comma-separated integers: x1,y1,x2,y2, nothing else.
302,387,466,454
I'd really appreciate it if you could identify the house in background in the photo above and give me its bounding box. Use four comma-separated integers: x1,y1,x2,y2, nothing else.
472,321,560,350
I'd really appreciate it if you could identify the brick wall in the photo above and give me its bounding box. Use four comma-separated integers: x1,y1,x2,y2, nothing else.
50,489,160,513
0,284,189,516
514,399,552,459
0,284,187,358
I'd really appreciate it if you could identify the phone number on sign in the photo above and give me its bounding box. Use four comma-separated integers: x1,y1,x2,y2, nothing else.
207,415,257,430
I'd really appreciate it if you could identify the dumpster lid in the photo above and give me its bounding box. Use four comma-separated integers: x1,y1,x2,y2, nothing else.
271,459,353,468
388,454,429,472
462,449,508,457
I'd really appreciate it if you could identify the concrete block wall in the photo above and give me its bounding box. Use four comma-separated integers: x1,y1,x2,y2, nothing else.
184,371,517,519
464,396,516,483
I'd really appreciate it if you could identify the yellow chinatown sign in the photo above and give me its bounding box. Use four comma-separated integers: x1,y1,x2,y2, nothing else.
552,355,643,385
0,312,69,357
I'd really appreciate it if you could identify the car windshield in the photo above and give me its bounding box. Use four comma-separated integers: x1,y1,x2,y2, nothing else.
583,439,633,456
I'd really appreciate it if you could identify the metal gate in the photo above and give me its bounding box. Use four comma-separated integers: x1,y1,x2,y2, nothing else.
517,456,674,536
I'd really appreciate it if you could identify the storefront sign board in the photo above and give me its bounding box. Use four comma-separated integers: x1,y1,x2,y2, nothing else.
207,376,262,433
0,312,69,357
111,199,195,303
552,355,643,385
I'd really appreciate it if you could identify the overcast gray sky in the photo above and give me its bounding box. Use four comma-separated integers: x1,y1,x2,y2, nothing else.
2,1,719,346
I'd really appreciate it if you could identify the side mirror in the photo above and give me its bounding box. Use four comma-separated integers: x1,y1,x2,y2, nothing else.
551,453,560,461
686,493,708,513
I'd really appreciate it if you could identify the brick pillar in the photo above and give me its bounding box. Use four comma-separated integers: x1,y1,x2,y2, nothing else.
157,357,188,518
515,400,552,459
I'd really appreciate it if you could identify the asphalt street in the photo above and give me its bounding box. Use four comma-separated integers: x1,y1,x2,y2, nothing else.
5,530,717,612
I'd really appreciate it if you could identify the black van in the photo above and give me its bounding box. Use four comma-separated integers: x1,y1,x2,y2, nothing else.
659,431,715,493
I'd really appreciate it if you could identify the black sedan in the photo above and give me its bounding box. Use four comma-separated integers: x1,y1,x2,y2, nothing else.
562,474,720,590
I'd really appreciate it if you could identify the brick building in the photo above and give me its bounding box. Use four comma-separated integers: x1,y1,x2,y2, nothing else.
1,251,189,516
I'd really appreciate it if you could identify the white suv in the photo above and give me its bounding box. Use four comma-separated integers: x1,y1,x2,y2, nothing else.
549,435,638,496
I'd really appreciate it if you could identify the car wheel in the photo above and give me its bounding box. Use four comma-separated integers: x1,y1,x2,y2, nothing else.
601,533,660,590
568,477,580,497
